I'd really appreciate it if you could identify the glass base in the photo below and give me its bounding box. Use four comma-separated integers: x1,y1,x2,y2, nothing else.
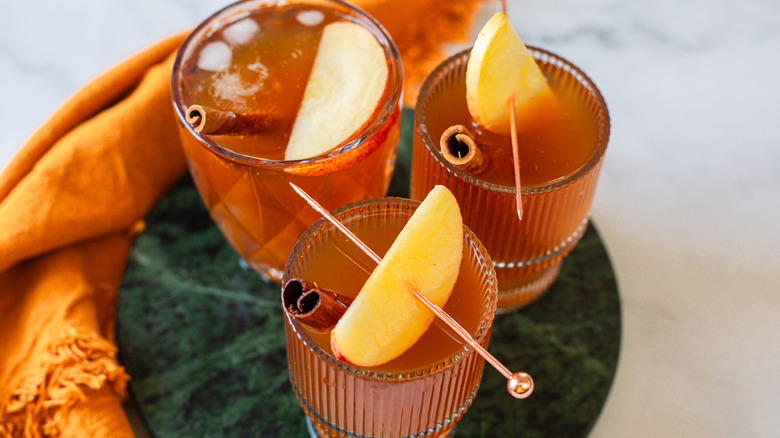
305,416,457,438
493,218,589,312
306,416,317,438
496,261,562,312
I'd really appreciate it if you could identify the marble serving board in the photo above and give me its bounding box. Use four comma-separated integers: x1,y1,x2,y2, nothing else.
116,110,620,437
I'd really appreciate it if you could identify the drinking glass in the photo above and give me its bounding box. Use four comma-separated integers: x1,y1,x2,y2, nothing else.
411,47,610,311
171,0,403,282
283,197,498,437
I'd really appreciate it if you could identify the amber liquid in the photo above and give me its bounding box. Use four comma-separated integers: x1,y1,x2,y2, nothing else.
298,210,485,373
424,71,598,187
174,3,401,280
284,199,495,437
411,49,608,309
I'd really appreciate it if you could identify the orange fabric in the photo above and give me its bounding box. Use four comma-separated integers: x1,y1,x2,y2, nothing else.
0,2,485,436
0,33,188,437
352,0,489,107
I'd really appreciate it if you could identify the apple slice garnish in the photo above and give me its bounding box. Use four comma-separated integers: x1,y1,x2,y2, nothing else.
284,21,389,161
465,12,555,134
283,107,399,177
330,185,464,367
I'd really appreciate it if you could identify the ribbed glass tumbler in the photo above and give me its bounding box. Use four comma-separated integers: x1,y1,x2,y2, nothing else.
283,197,498,437
410,48,610,311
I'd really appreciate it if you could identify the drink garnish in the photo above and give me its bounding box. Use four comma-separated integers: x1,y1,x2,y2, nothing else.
289,182,534,398
284,21,389,160
465,13,554,135
328,185,462,367
410,288,534,399
185,104,279,135
281,278,353,332
439,124,485,173
466,12,556,220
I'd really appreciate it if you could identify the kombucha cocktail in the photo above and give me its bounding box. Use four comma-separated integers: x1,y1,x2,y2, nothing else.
172,0,403,281
283,197,497,437
411,47,610,310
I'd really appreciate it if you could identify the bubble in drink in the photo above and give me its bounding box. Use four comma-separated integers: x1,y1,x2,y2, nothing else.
296,10,324,26
223,18,260,45
197,41,232,71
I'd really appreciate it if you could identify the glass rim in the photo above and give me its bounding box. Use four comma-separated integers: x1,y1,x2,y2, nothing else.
283,196,498,381
170,0,404,169
415,46,611,195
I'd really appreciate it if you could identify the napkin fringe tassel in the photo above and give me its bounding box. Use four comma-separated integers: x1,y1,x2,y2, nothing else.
1,326,129,438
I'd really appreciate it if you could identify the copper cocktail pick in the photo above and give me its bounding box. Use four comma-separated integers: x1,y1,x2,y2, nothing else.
509,96,524,220
500,0,524,221
289,182,534,399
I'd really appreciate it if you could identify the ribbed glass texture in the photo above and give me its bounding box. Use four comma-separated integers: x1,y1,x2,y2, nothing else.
410,48,610,311
284,198,498,438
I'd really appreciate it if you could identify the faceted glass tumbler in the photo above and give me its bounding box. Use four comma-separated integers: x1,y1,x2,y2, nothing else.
171,0,403,282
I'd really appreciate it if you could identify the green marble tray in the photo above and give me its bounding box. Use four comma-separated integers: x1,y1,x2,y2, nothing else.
117,110,620,437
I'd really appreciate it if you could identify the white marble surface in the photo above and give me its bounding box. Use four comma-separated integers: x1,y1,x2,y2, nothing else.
3,1,779,436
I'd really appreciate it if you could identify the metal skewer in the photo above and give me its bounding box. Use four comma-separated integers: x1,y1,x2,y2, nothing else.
500,0,524,221
509,96,524,220
289,182,533,399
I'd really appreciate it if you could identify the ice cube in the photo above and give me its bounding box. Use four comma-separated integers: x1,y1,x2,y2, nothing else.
296,10,324,27
197,41,232,71
224,18,260,45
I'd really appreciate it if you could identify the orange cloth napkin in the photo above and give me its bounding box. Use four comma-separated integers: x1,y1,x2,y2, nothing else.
0,1,487,436
0,33,188,437
356,0,488,106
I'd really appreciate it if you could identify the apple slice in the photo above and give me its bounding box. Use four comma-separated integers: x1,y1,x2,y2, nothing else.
465,12,555,134
284,21,389,161
330,185,463,367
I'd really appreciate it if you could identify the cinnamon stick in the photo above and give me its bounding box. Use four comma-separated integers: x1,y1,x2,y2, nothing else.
185,104,278,135
282,278,354,332
439,124,485,172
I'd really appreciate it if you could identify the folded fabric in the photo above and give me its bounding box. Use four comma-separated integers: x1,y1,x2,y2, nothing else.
354,0,487,107
0,1,486,436
0,33,188,437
